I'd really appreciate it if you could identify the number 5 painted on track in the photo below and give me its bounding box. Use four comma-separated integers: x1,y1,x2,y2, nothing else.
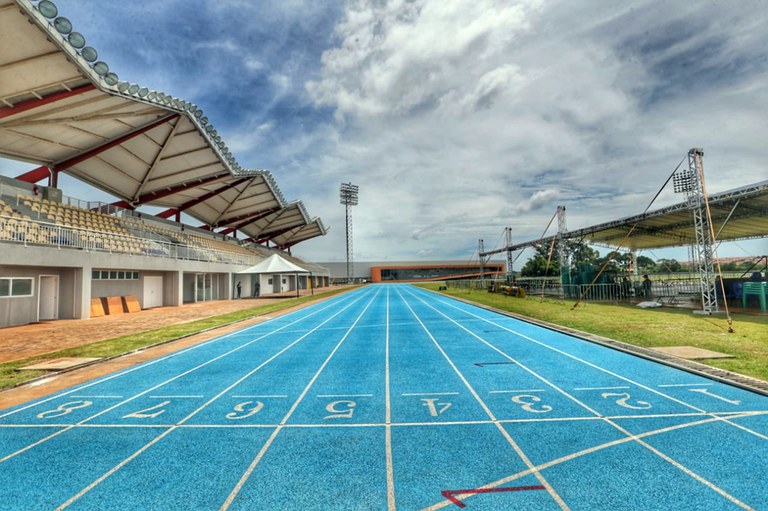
325,400,356,419
600,392,652,410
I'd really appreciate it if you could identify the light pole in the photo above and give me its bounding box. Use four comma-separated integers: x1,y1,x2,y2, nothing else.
339,182,359,284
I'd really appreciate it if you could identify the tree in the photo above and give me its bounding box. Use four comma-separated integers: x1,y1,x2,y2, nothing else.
636,255,656,271
656,258,682,273
521,243,560,277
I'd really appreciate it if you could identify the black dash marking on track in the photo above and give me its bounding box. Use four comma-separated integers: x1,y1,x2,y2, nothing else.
474,362,516,367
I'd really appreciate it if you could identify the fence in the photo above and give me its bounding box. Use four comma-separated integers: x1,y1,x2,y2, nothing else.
445,277,704,305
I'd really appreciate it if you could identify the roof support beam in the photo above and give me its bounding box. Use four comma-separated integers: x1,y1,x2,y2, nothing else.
0,84,96,120
53,113,181,172
14,165,52,184
253,225,301,244
214,206,282,228
112,172,230,209
210,177,256,225
132,116,183,201
155,177,252,219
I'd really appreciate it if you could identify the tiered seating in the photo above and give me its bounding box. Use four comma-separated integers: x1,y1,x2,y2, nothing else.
16,195,149,254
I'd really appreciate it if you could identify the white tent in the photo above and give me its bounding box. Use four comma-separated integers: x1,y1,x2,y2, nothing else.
236,254,311,297
238,254,310,275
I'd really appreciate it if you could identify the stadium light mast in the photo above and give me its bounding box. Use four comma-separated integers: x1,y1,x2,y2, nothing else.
339,182,359,284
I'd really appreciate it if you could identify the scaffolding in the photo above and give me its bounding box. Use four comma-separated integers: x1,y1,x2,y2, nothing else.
674,148,718,313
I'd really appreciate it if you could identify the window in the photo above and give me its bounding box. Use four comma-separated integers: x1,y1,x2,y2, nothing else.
268,278,273,285
0,277,34,297
92,270,139,281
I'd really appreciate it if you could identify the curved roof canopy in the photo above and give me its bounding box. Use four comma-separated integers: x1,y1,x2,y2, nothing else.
482,180,768,256
0,0,326,248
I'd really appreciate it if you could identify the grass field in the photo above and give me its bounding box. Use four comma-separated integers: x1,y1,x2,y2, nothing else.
0,287,352,391
419,283,768,382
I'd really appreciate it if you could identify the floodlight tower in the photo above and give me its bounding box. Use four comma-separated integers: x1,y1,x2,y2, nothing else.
339,182,359,284
673,148,718,314
505,227,514,282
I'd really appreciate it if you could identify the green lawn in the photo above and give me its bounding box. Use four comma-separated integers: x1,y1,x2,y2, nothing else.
419,283,768,382
0,287,353,391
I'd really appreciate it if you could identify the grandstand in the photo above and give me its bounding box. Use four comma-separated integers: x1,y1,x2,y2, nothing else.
0,0,330,328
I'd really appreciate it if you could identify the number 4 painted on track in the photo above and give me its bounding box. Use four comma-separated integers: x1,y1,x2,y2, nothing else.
422,398,452,416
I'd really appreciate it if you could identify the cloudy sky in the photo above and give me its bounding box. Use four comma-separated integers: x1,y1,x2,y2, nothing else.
2,0,767,264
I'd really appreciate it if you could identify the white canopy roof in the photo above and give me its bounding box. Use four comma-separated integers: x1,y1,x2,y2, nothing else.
237,254,310,275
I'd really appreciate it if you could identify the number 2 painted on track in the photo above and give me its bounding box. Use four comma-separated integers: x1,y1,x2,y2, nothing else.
36,400,93,419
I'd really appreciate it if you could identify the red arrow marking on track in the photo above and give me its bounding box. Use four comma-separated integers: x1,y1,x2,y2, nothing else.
441,485,546,508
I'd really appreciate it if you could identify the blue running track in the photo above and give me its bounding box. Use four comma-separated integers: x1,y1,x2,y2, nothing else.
1,285,766,510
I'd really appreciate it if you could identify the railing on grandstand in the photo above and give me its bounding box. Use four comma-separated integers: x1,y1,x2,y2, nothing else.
0,214,260,266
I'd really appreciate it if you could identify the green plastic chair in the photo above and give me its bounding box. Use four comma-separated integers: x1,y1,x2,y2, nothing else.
742,282,767,312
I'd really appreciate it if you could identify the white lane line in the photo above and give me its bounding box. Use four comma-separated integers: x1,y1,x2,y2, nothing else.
658,383,714,387
421,409,762,511
5,410,767,430
51,288,378,510
316,394,373,398
0,291,358,421
149,395,204,399
231,395,288,399
401,392,460,396
489,390,545,394
397,287,569,511
385,286,396,511
221,288,382,511
424,288,768,441
0,292,361,466
409,287,758,510
68,396,123,399
573,386,630,391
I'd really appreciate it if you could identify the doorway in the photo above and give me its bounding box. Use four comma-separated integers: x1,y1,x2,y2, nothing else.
38,275,59,321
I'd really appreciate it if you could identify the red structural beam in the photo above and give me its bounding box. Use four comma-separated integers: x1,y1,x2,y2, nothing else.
253,225,302,244
214,205,282,228
15,165,51,184
56,113,180,171
112,172,229,210
155,177,252,219
0,84,96,121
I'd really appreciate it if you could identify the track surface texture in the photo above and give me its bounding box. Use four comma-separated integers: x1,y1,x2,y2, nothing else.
1,285,766,510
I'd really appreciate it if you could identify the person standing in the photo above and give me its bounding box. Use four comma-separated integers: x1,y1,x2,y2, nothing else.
236,281,242,299
254,281,260,297
642,275,652,297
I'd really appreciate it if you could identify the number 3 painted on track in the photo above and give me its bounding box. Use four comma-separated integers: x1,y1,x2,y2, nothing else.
511,394,553,413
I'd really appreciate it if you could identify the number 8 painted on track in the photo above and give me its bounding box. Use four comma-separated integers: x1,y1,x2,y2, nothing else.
36,400,93,419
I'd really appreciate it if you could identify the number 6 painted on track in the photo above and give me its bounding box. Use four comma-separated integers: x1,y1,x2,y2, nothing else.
324,400,356,419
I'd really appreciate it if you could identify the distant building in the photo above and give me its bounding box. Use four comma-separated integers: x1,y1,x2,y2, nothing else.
316,261,506,283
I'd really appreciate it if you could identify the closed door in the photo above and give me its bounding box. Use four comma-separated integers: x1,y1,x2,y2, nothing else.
143,276,163,308
38,275,59,320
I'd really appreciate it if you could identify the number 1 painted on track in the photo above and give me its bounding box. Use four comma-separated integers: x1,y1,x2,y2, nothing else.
689,388,741,405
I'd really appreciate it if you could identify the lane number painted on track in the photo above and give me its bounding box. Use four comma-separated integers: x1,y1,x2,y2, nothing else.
511,394,553,414
226,401,265,420
123,400,172,419
689,388,741,405
600,392,652,410
422,398,452,417
36,400,93,419
325,400,356,419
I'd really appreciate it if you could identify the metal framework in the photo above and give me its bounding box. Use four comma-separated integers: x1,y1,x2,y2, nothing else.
339,182,359,283
478,239,485,280
675,148,718,313
504,228,514,282
556,205,568,291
